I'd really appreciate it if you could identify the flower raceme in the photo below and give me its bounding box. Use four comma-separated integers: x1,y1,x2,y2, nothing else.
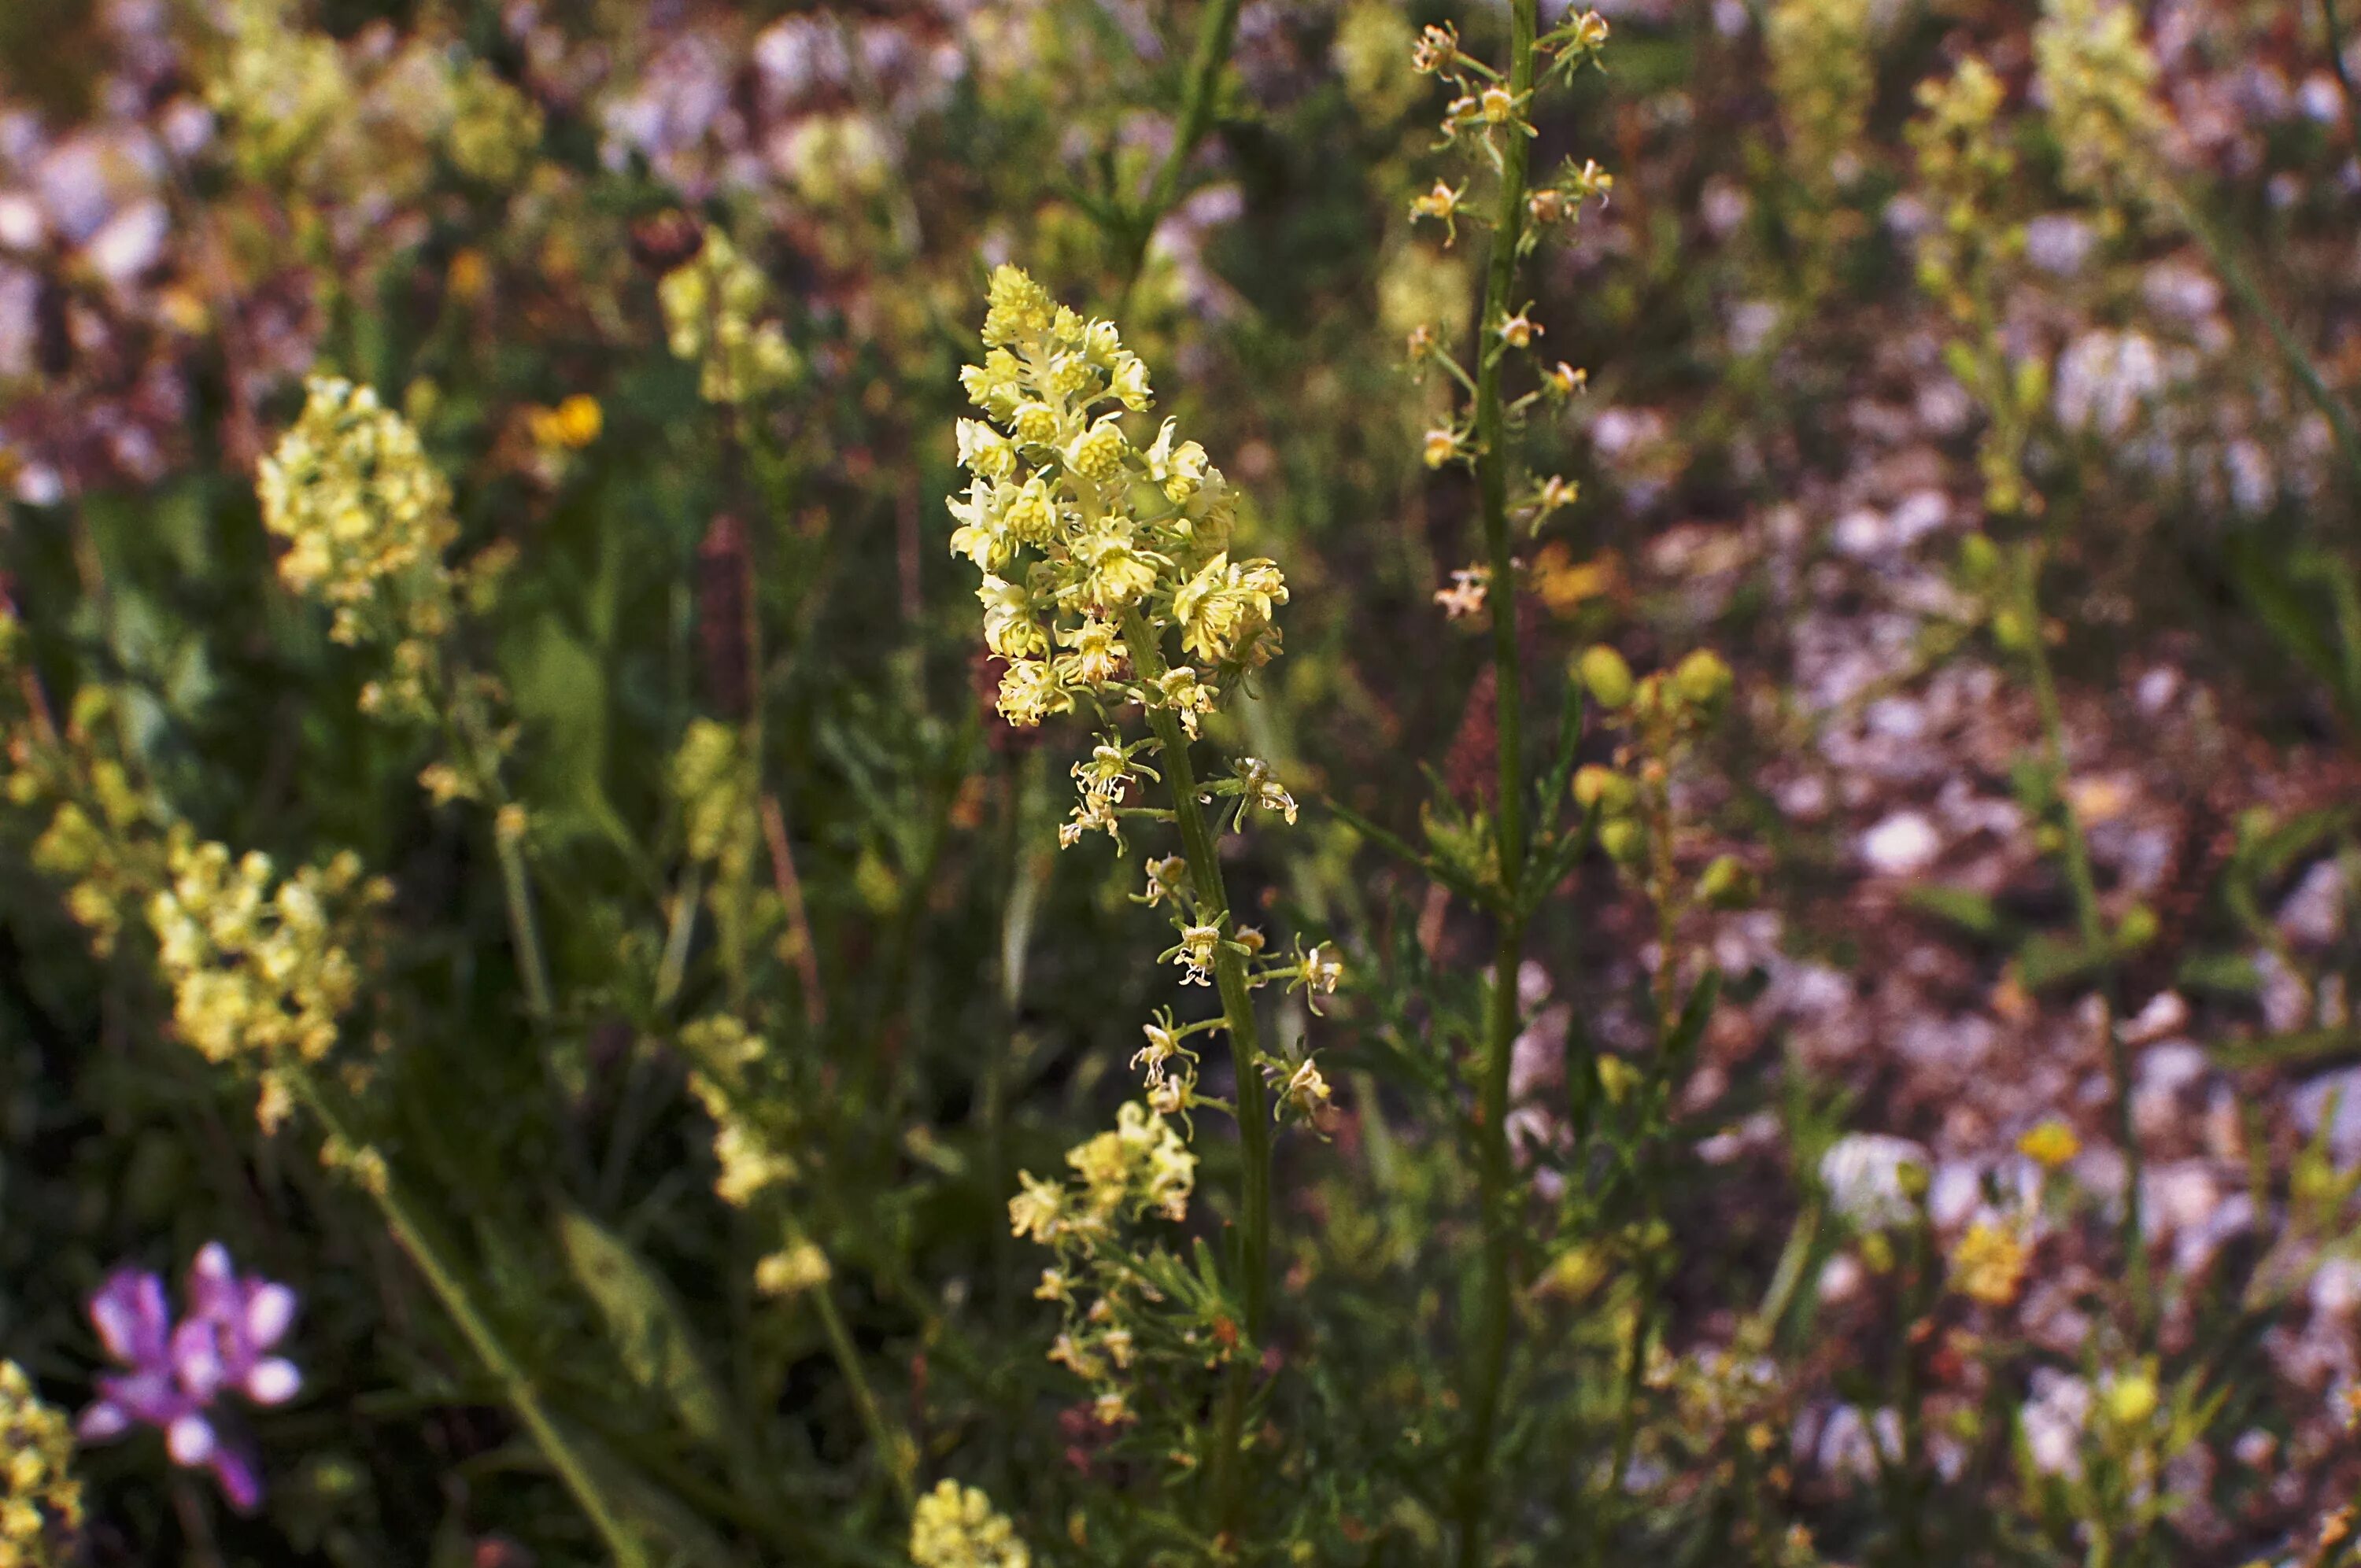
145,837,389,1127
949,265,1286,732
257,378,457,658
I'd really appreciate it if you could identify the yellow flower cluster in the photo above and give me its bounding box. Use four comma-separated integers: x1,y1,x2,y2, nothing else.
1907,57,2047,516
445,61,545,187
0,1362,80,1568
1949,1219,2029,1305
1767,0,1875,207
9,684,162,957
672,721,756,873
258,378,459,716
679,1015,799,1207
146,839,385,1116
950,265,1286,730
909,1479,1029,1568
207,0,480,209
1008,1101,1196,1250
206,0,351,181
659,232,800,407
1908,58,2017,304
2033,0,2167,212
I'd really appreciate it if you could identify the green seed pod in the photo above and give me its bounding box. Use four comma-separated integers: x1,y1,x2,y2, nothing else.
1572,764,1635,815
1672,648,1732,711
1696,854,1756,909
1599,816,1646,865
2115,902,2159,951
1577,644,1635,710
1991,607,2034,652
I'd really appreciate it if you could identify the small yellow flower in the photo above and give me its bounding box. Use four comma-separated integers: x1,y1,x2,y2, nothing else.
1423,427,1461,468
2103,1368,2160,1428
1172,921,1225,985
2018,1120,2081,1171
754,1242,832,1297
1411,180,1467,239
1497,308,1542,348
446,248,490,302
528,393,603,451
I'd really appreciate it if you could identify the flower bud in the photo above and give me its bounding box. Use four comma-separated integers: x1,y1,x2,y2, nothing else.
1572,764,1634,815
1696,854,1756,909
1599,816,1646,865
1672,648,1732,711
1577,644,1635,709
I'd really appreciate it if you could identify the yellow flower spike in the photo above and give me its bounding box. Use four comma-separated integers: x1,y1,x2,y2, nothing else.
949,265,1283,729
911,1478,1030,1568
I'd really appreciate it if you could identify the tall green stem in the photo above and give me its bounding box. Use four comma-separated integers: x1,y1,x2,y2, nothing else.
1458,0,1540,1559
2013,558,2149,1343
1123,611,1273,1544
790,1218,920,1515
289,1069,647,1566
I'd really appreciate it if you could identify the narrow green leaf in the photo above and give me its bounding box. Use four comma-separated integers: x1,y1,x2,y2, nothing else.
2014,933,2101,991
1905,883,2008,940
556,1208,730,1450
2177,950,2262,996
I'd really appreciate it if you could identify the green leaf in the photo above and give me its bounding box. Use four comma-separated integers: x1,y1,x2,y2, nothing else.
2014,933,2101,991
503,618,634,851
2240,805,2354,882
2208,1028,2361,1070
2230,539,2358,723
1662,968,1723,1070
1905,883,2009,941
556,1208,730,1450
2177,950,2262,996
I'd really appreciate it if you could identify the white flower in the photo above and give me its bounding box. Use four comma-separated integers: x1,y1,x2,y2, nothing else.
1820,1133,1931,1230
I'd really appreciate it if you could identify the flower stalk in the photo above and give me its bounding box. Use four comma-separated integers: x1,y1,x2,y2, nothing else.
1458,0,1542,1557
286,1068,648,1567
1127,611,1274,1533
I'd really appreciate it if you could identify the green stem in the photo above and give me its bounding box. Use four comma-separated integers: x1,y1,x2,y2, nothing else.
289,1070,647,1566
1117,0,1247,304
1458,0,1541,1559
2014,557,2150,1345
1124,611,1273,1545
2167,190,2361,495
494,827,555,1020
793,1219,920,1515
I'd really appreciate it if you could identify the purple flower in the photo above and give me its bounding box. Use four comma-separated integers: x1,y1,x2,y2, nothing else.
76,1242,301,1512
